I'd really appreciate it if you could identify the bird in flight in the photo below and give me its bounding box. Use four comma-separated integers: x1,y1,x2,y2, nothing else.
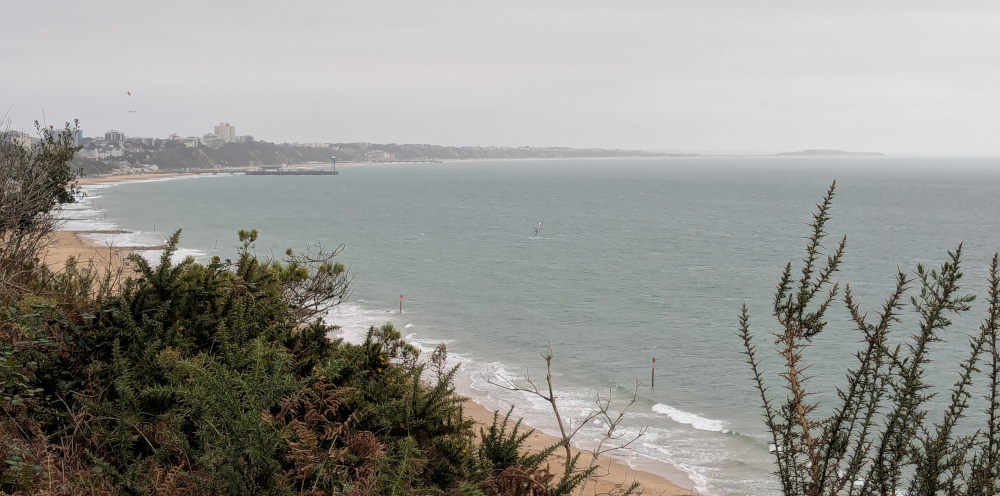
126,91,131,96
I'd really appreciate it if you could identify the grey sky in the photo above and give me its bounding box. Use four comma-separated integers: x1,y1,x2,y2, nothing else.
4,1,999,155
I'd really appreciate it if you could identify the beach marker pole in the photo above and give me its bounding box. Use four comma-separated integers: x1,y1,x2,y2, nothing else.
399,295,403,314
651,357,655,387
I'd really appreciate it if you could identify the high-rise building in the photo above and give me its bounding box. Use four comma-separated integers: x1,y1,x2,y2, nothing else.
72,129,83,146
214,122,236,143
104,130,124,142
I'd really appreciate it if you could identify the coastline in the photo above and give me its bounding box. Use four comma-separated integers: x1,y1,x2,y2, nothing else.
462,400,696,495
42,231,131,273
75,171,197,186
72,149,888,186
51,172,699,495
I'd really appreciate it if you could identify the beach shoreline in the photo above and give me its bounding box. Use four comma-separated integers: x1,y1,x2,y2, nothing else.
50,172,699,495
75,171,197,186
461,399,696,495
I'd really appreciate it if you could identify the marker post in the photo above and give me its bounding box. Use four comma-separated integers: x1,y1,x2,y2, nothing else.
399,294,403,314
651,357,656,387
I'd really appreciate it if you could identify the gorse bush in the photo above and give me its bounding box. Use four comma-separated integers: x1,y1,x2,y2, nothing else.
740,182,1000,495
0,228,597,494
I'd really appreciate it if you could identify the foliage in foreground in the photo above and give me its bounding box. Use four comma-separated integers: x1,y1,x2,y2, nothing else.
0,228,604,495
740,182,1000,495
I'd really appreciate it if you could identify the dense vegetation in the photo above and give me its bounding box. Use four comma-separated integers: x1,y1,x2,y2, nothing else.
1,127,615,494
740,183,1000,495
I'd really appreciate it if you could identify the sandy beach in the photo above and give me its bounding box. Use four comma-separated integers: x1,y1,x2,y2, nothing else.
75,171,196,186
45,172,190,271
41,231,130,273
45,171,698,495
462,400,696,495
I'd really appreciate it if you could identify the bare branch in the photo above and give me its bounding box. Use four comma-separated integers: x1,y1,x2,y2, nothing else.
484,343,648,494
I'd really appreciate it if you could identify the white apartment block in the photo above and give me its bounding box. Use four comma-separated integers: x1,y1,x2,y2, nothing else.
214,122,236,143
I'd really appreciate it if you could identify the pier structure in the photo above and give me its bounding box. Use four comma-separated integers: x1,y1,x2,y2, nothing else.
245,163,337,176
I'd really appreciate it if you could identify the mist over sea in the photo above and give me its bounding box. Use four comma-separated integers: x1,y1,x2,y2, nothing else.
60,157,1000,495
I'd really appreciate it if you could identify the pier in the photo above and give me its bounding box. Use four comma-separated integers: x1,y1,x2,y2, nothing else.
245,162,338,176
384,159,443,163
245,169,337,176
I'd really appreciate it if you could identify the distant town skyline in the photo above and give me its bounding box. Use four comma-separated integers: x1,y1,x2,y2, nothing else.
3,1,1000,156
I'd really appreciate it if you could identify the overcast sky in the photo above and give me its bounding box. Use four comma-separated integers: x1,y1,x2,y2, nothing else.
3,1,999,155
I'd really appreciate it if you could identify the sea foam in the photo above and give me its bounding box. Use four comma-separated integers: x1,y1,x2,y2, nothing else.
652,404,729,433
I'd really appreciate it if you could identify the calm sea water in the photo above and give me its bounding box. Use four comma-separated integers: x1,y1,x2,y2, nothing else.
60,157,1000,495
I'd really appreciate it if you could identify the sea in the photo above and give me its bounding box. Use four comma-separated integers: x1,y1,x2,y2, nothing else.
56,157,1000,495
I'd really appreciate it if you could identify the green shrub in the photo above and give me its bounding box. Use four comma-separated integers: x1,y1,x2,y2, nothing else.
740,182,1000,495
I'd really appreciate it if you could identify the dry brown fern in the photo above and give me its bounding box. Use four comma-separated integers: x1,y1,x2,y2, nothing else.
342,431,384,495
0,415,118,495
479,465,556,496
146,457,206,496
264,377,387,493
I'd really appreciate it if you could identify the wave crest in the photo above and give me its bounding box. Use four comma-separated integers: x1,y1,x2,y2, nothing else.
652,404,728,433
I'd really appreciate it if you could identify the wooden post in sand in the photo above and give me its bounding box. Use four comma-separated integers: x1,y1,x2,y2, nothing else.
651,357,656,387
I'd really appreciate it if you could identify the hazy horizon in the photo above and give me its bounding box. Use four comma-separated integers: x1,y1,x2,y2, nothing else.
4,1,999,157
